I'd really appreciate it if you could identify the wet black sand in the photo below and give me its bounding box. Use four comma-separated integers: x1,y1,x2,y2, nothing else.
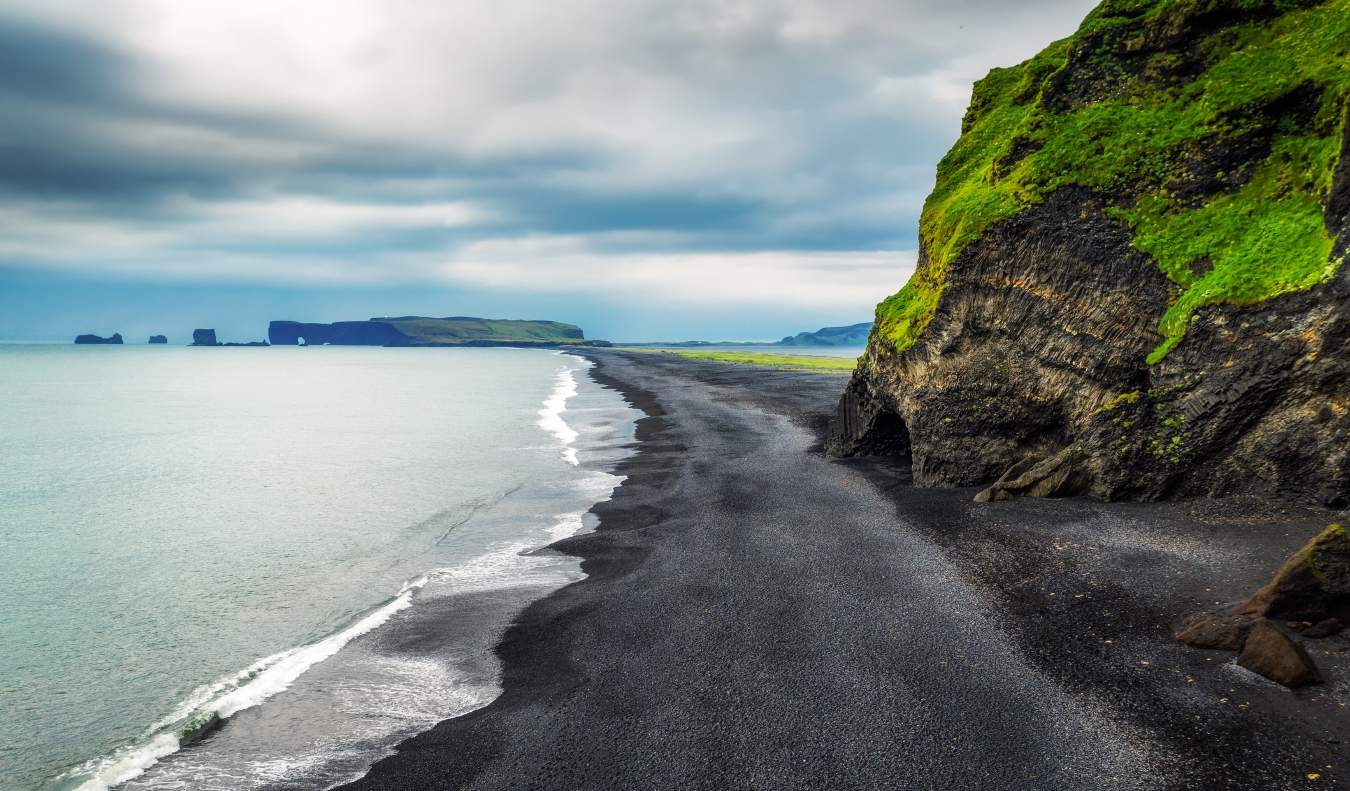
340,350,1349,791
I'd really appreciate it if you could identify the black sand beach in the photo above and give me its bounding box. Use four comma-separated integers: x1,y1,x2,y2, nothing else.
340,350,1349,791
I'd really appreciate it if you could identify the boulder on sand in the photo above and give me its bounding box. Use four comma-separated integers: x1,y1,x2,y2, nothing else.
1244,523,1350,623
1177,524,1346,687
1302,618,1344,639
1176,612,1254,652
1237,619,1322,688
973,447,1090,503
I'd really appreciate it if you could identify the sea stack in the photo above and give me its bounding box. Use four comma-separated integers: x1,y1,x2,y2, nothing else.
191,329,221,347
830,0,1348,506
74,333,123,345
148,335,168,344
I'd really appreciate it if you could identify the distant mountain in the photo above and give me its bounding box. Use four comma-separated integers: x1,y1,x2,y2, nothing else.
269,317,607,347
778,322,872,347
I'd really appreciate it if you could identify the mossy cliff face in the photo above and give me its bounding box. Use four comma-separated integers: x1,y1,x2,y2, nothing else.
832,0,1349,505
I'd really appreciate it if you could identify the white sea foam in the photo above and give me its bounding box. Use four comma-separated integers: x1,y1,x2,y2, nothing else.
538,360,582,465
62,576,430,791
61,735,179,791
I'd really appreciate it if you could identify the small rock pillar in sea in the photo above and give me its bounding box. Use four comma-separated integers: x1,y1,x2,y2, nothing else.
191,329,221,346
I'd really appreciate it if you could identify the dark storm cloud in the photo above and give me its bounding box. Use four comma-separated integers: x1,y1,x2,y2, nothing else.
0,14,132,105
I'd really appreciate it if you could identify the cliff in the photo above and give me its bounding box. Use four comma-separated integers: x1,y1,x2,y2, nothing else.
779,322,873,347
268,317,604,347
74,333,122,345
832,0,1349,506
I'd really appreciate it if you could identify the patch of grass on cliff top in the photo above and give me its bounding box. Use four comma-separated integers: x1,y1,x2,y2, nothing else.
661,350,857,372
875,0,1349,361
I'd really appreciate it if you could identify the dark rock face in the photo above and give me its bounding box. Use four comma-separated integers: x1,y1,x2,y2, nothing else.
74,333,123,344
148,335,168,344
833,205,1348,505
832,190,1179,490
191,329,220,346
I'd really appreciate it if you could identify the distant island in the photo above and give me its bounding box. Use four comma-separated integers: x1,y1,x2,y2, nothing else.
148,335,167,344
619,321,872,349
74,333,123,345
268,317,608,347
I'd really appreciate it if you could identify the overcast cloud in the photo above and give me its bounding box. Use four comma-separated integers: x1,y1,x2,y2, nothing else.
0,0,1096,336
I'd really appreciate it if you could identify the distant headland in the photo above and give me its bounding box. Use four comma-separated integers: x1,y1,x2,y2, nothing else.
618,321,872,349
777,322,871,347
268,317,610,347
74,333,123,345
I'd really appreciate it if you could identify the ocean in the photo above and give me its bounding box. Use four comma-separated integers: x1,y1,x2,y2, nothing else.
0,345,639,790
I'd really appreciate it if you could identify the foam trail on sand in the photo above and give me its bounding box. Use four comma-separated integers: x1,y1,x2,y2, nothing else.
61,576,430,791
538,360,581,465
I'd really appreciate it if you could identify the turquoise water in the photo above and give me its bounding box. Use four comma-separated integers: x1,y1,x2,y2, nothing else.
0,345,636,790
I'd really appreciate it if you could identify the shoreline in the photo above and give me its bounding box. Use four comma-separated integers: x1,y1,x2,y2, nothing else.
335,350,678,790
340,350,1349,791
39,350,636,791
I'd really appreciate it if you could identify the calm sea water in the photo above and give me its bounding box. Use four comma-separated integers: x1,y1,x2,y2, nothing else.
0,345,638,791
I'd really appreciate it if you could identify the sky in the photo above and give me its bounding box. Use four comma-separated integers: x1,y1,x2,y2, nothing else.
0,0,1097,342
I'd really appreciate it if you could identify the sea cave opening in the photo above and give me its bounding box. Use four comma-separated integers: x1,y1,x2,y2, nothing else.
865,408,912,464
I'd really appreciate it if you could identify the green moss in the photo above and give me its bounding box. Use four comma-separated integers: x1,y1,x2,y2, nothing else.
1096,390,1143,413
874,0,1349,360
874,278,943,349
1307,524,1347,586
1126,134,1340,362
